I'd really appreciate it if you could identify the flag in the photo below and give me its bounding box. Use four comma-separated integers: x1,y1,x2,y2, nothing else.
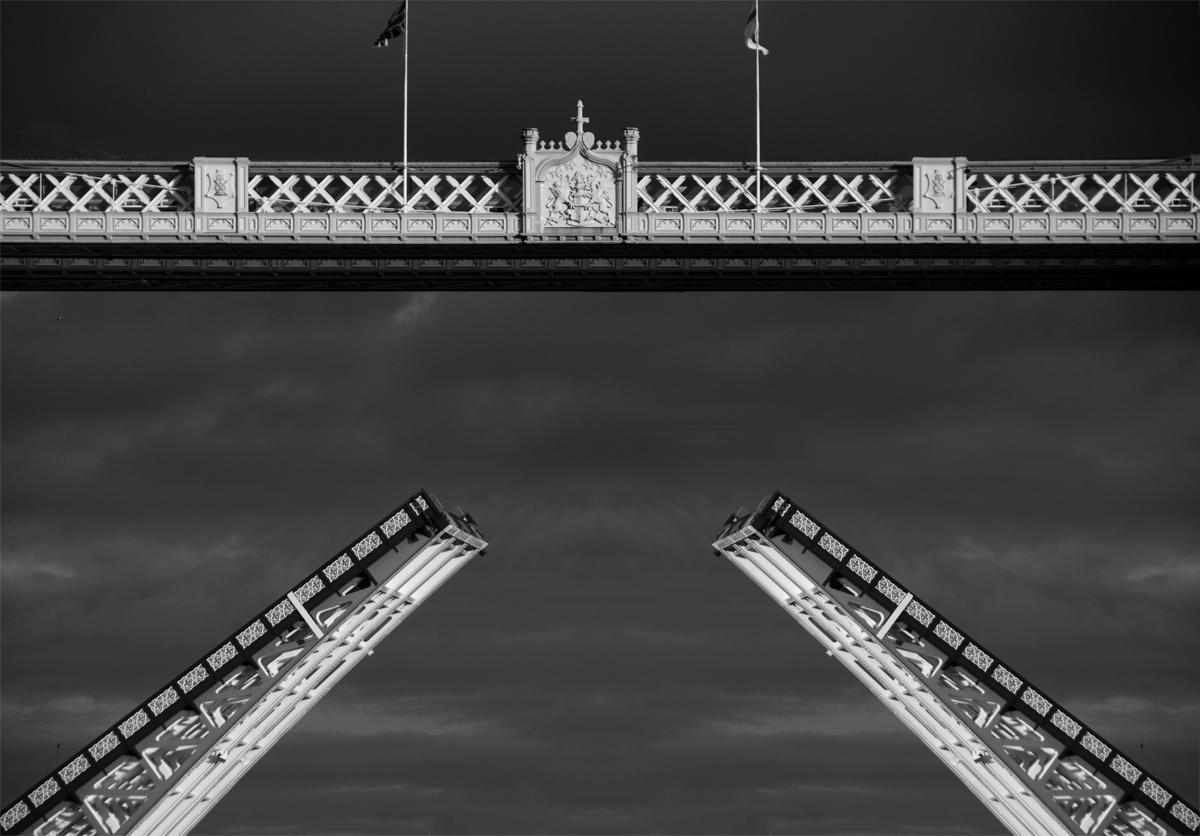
744,5,768,55
374,0,407,47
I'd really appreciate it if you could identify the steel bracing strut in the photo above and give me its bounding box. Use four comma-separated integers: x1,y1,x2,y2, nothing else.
713,492,1199,836
1,491,488,836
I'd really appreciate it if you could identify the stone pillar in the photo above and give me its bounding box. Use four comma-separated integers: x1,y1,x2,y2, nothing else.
953,156,967,214
911,157,967,214
521,129,539,234
193,157,249,214
622,128,640,218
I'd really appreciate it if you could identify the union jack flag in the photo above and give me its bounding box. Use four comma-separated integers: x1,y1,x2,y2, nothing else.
374,0,407,47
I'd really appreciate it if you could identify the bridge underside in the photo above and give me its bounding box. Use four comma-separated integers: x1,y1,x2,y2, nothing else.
2,242,1196,288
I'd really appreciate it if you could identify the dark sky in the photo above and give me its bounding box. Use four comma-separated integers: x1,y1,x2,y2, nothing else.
1,291,1199,835
2,2,1200,834
1,1,1198,163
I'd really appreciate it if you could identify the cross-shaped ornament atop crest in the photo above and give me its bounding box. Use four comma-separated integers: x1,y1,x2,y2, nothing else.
572,100,589,135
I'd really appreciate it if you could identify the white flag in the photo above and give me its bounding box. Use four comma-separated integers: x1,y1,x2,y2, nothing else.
745,5,768,55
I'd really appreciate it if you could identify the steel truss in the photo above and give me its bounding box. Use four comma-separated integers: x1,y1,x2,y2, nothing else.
0,166,194,214
964,170,1199,214
0,163,521,215
1,491,487,836
634,163,1200,215
247,166,522,214
637,166,912,214
713,493,1199,836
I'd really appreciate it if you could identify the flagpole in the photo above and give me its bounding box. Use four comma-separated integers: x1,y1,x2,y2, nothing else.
403,1,409,212
755,0,762,213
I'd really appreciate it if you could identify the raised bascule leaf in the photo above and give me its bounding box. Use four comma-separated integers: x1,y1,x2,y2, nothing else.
1,491,487,836
714,491,1199,836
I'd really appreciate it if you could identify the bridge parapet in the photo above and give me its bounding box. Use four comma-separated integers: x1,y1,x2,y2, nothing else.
2,104,1197,247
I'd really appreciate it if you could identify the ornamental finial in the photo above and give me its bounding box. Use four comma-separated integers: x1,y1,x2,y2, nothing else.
572,100,589,136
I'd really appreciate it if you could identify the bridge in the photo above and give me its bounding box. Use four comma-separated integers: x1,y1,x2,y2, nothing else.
1,104,1197,286
2,489,1196,836
715,493,1199,836
0,491,489,836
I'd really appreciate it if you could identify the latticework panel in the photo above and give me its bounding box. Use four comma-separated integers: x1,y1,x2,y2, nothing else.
0,170,193,213
965,170,1198,213
638,169,913,213
713,493,1200,836
247,169,521,213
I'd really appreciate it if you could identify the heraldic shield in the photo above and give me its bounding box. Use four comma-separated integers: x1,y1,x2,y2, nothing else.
521,101,636,236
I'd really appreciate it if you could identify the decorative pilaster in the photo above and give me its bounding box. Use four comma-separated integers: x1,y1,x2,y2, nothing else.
192,158,249,213
521,129,540,235
912,157,967,213
622,128,640,220
911,156,968,234
192,157,249,235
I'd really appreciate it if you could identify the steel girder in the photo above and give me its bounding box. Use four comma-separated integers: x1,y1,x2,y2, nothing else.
1,491,487,836
713,493,1199,836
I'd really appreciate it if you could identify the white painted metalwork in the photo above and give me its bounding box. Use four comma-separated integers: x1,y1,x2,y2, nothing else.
352,532,383,558
964,169,1199,214
247,167,520,214
715,525,1072,836
3,118,1195,248
59,756,91,785
1,493,487,836
713,507,1198,836
0,167,193,213
117,710,149,739
286,591,326,640
126,522,485,836
637,167,912,214
874,591,912,639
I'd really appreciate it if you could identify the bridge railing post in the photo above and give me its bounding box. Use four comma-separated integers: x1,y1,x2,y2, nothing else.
622,128,640,227
521,129,539,235
911,156,968,234
192,157,250,234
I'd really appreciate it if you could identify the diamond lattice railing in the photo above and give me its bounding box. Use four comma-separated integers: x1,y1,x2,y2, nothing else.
247,167,522,213
637,167,914,213
3,160,1196,218
0,168,193,212
964,169,1199,213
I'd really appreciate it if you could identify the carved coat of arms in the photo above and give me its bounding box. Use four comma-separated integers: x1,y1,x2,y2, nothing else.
204,169,235,210
544,160,614,227
922,168,954,211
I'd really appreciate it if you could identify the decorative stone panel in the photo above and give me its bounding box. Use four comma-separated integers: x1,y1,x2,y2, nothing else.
382,510,411,537
193,157,249,214
61,753,92,783
905,599,935,627
522,102,633,236
119,710,149,738
912,157,966,214
88,732,120,761
789,512,820,539
818,533,849,560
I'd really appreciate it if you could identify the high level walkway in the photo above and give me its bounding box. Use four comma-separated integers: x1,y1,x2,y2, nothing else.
1,103,1197,284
